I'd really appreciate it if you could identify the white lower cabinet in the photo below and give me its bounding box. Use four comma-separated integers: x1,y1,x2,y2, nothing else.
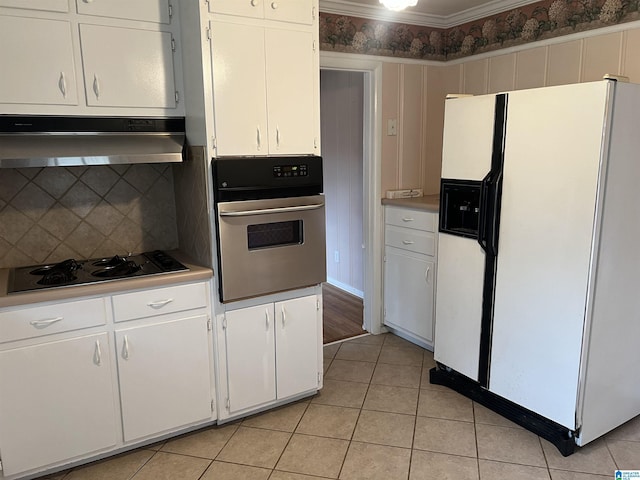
224,304,276,413
275,295,319,399
0,332,118,477
383,206,438,349
115,314,212,442
218,294,321,419
0,280,214,479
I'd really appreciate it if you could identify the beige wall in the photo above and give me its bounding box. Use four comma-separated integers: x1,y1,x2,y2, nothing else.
380,25,640,197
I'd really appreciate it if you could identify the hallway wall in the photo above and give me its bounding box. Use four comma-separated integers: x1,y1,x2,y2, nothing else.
320,70,365,296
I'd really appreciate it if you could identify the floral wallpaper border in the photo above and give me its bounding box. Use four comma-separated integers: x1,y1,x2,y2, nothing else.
319,0,640,60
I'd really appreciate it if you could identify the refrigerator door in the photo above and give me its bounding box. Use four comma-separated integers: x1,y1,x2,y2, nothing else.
441,95,496,181
488,82,609,429
434,94,496,381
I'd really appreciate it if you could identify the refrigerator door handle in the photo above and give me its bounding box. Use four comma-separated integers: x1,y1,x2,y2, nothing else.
477,172,491,252
488,172,503,256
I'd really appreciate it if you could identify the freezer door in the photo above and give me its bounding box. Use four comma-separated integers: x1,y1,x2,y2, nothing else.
434,233,485,381
441,94,496,181
488,82,609,429
434,93,497,381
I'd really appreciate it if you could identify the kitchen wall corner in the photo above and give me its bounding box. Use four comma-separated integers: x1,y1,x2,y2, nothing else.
173,146,212,268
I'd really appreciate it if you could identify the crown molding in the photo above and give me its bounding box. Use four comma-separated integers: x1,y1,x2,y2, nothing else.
319,0,540,29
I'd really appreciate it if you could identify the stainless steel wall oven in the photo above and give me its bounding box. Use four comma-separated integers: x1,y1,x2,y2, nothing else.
212,156,326,303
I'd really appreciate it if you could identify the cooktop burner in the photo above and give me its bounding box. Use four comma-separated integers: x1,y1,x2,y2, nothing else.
8,250,188,294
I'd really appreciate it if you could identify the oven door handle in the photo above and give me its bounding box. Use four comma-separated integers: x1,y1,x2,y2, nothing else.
219,203,324,217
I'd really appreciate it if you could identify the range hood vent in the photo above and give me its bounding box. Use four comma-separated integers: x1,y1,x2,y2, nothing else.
0,116,185,168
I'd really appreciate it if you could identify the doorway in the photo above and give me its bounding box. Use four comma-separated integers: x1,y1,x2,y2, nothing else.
319,54,383,343
321,69,366,343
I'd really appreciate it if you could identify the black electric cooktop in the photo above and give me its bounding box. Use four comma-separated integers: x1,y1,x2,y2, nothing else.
7,250,188,294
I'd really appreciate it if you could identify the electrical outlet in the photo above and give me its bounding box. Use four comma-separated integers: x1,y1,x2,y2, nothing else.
387,119,397,136
334,250,340,263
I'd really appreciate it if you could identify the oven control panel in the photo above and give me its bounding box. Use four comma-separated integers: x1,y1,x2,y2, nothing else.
273,164,308,178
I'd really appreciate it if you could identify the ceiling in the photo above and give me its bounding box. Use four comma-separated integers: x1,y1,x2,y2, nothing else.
319,0,540,28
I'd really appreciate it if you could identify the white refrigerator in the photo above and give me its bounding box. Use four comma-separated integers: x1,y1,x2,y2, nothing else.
432,79,640,455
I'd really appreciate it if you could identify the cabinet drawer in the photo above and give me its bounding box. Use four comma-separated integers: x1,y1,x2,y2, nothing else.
0,298,107,343
385,226,435,256
112,282,207,322
385,207,435,232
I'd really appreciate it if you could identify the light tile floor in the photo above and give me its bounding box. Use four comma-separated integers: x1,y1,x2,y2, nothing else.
40,333,640,480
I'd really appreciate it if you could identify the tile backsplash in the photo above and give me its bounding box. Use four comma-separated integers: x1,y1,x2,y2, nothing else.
0,164,179,268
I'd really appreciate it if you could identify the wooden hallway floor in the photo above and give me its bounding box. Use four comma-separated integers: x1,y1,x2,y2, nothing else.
322,283,366,344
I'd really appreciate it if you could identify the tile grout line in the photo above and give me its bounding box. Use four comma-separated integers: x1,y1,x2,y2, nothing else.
267,399,311,477
472,390,482,479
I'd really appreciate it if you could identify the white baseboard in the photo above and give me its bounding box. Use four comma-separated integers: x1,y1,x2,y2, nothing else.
326,278,364,299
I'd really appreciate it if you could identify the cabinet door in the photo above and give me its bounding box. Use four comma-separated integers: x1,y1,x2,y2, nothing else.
76,0,171,24
115,315,212,442
264,0,314,25
384,247,435,344
210,20,268,156
80,24,177,109
224,304,276,413
0,16,78,105
208,0,263,18
0,0,68,12
0,333,117,476
275,296,319,399
265,28,316,154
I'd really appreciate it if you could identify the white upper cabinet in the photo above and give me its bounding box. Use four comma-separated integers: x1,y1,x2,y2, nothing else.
80,24,177,109
0,16,78,105
210,19,318,156
264,28,316,155
76,0,172,24
209,0,314,25
210,20,268,156
0,0,68,12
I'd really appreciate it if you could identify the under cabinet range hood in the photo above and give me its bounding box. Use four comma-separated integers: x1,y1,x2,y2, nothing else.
0,116,185,168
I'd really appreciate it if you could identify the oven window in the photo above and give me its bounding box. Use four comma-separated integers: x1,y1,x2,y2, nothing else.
247,220,303,249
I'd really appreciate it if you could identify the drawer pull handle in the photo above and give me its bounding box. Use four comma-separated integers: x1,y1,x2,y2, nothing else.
122,335,130,360
425,266,431,283
30,317,63,328
94,340,102,366
281,305,286,328
402,217,414,222
147,299,174,308
402,240,415,245
265,308,270,330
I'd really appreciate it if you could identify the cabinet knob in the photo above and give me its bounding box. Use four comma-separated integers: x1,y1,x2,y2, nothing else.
83,0,94,3
271,1,278,9
251,0,258,6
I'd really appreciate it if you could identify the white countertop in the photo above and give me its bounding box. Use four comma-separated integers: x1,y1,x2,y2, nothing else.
0,251,213,309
